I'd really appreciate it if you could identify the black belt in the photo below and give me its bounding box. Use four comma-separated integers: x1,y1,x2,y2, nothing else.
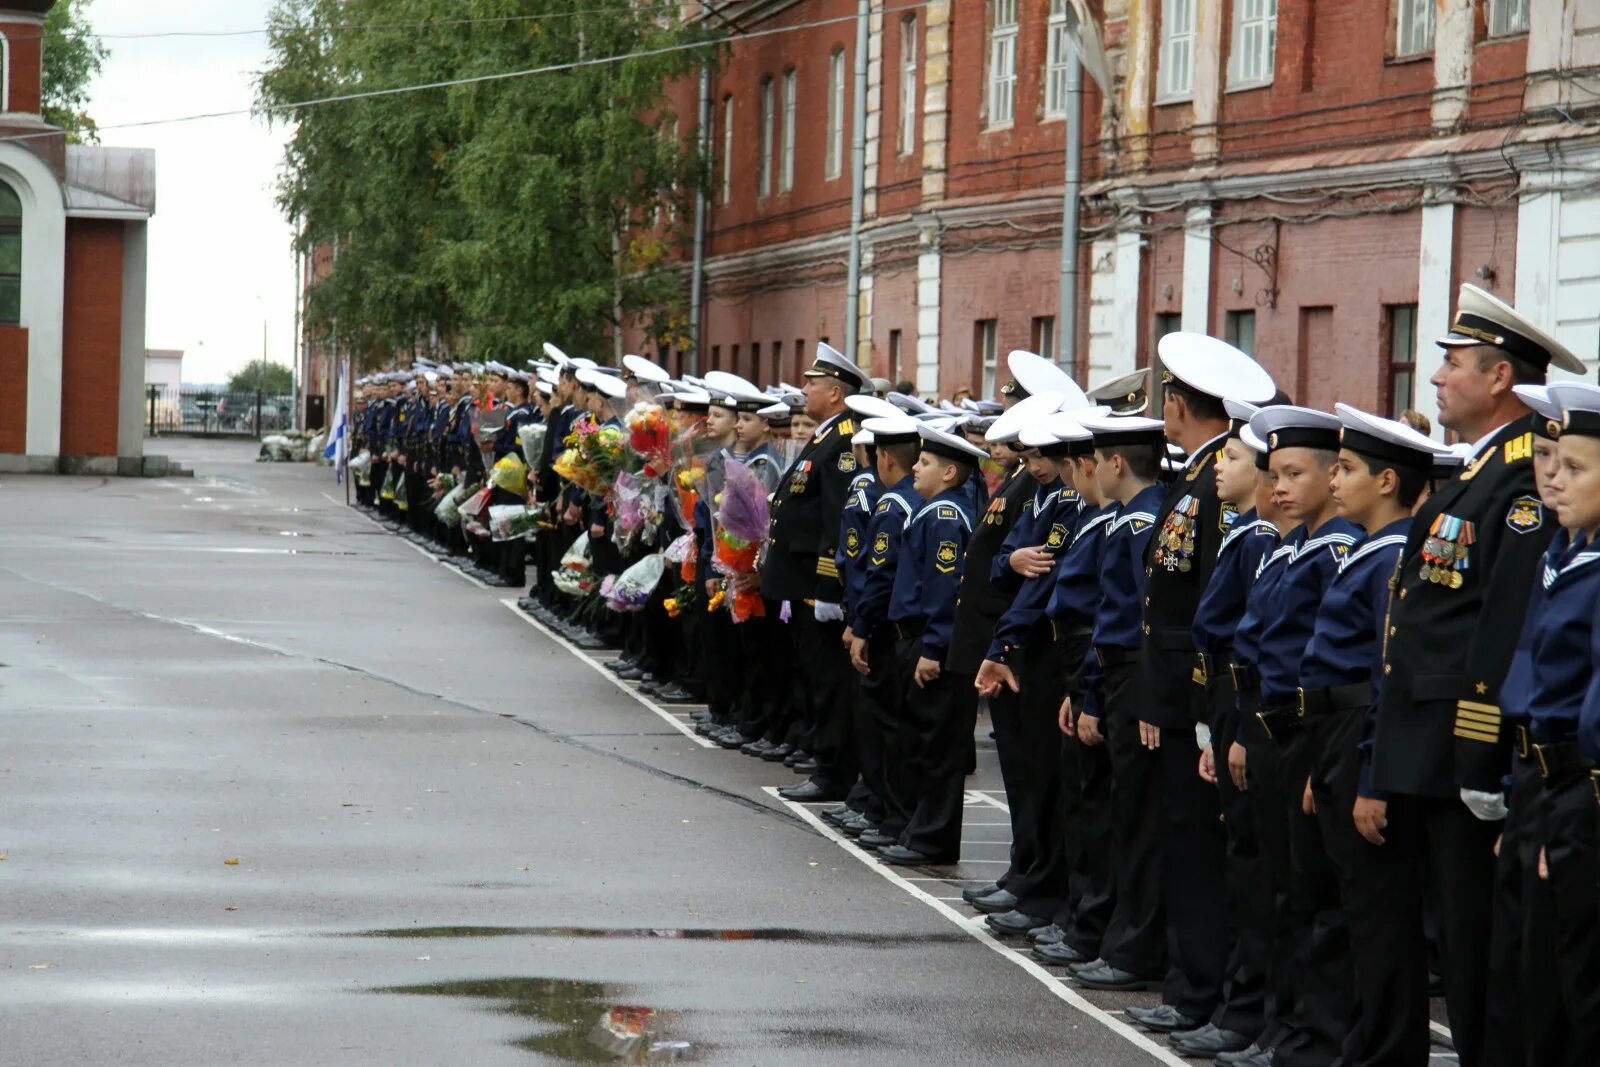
1299,682,1371,719
1514,725,1593,782
1228,661,1260,694
893,617,927,641
1052,620,1092,643
1095,646,1139,668
1195,648,1232,688
1255,699,1304,741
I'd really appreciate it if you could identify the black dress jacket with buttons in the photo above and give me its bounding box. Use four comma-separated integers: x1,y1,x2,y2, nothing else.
946,463,1038,677
762,411,858,605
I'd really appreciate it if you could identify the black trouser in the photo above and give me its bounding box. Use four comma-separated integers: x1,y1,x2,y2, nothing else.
1051,627,1112,957
373,459,391,516
988,682,1029,892
735,605,787,741
489,485,524,583
1203,670,1269,1042
895,633,969,861
1096,650,1166,978
1239,687,1297,1050
792,608,857,791
703,609,741,724
1309,705,1428,1067
1006,622,1072,920
855,627,912,834
1491,743,1600,1067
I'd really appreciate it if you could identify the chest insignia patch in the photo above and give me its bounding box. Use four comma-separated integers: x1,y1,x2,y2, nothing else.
846,528,862,555
1045,523,1068,549
1506,495,1543,535
838,452,858,473
873,531,890,555
936,540,959,572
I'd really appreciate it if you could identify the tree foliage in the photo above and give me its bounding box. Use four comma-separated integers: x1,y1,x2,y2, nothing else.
257,0,717,369
43,0,110,142
228,359,295,395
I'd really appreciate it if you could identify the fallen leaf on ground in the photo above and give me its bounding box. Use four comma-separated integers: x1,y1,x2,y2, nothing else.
224,858,240,866
223,906,238,912
29,963,50,970
415,955,431,961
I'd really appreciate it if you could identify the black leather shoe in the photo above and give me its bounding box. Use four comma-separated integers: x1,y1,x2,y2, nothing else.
573,633,606,650
714,729,749,749
840,815,874,837
693,720,719,737
1031,940,1090,966
986,910,1051,936
602,657,633,673
1216,1042,1271,1066
878,844,950,866
689,708,712,722
760,742,794,762
778,779,847,802
1169,1024,1253,1057
655,685,698,704
742,739,775,757
969,889,1020,914
792,759,819,775
820,806,859,826
961,881,1001,903
1030,923,1065,945
858,829,898,849
1072,962,1160,991
783,749,809,768
517,596,538,610
615,666,646,681
1126,1004,1201,1034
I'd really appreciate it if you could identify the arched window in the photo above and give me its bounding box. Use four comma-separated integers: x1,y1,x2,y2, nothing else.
0,182,20,326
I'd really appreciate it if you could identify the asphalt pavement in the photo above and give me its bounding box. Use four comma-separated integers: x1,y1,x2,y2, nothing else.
0,440,1245,1064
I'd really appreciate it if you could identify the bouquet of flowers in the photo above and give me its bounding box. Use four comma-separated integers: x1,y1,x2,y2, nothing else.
394,469,410,512
488,504,539,542
600,553,665,613
434,481,474,526
610,470,669,552
624,402,673,478
518,422,547,472
552,532,594,597
711,459,770,623
349,450,373,487
431,471,456,500
663,532,696,564
552,416,628,497
379,466,397,501
662,579,700,618
489,453,529,497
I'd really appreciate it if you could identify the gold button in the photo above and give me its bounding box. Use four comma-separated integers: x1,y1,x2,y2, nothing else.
1389,626,1396,637
1146,567,1153,577
1399,589,1407,599
1383,664,1392,676
1142,623,1151,635
1145,596,1150,606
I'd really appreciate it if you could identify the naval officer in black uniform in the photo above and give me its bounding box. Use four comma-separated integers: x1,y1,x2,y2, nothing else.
1370,283,1582,1067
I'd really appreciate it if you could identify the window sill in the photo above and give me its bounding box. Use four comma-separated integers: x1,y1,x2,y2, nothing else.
1385,52,1432,66
1225,78,1274,95
984,122,1016,133
1478,31,1528,45
1154,93,1194,107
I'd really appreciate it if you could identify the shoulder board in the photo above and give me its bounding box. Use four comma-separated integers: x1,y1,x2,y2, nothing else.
1071,510,1116,544
1219,517,1274,553
1503,431,1534,465
877,492,914,515
1339,533,1408,572
838,417,856,435
849,472,875,490
913,499,973,531
1110,510,1156,534
1294,531,1358,562
937,504,962,520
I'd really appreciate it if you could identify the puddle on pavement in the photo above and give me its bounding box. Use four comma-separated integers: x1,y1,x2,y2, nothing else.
346,925,963,946
372,976,695,1062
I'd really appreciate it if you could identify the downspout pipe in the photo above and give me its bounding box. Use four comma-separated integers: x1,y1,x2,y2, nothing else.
844,0,868,362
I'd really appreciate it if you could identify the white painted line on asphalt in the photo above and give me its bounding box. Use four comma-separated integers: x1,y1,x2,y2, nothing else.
400,537,490,589
966,790,1011,812
499,599,717,748
767,787,1190,1067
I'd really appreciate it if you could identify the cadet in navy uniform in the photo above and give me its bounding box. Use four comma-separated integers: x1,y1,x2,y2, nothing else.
1033,410,1120,969
762,343,864,803
1179,398,1280,1060
1244,405,1360,1067
841,415,923,844
1370,284,1580,1067
1129,333,1278,1036
491,372,535,587
874,422,985,866
1065,414,1168,993
1303,406,1449,1067
975,412,1088,936
1493,382,1600,1066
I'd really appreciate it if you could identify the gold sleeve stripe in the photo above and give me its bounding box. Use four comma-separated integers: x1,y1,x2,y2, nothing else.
1454,724,1500,744
1456,708,1501,727
1458,700,1500,715
816,559,840,577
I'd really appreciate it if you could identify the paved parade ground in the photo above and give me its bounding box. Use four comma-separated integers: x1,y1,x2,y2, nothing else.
0,441,1449,1065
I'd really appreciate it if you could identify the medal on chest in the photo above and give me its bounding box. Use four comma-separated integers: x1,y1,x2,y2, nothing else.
1419,513,1473,589
983,495,1007,526
788,460,812,496
1154,494,1199,572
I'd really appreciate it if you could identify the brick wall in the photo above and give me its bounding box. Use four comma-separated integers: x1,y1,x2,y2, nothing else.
60,219,125,458
0,325,26,452
0,19,42,115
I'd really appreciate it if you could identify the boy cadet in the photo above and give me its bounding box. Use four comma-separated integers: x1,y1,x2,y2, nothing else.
1131,333,1278,1036
1245,405,1361,1067
1290,405,1449,1067
692,391,742,742
1370,284,1578,1067
1494,382,1600,1066
974,413,1089,937
1031,410,1120,968
763,342,865,803
1066,413,1169,993
841,414,925,845
1175,398,1281,1060
874,422,986,866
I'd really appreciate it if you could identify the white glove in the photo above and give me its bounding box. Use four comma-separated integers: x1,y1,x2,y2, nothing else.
1460,788,1508,822
813,600,845,623
1194,722,1212,751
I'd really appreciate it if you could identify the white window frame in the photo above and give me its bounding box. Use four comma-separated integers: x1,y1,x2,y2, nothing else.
721,95,733,205
978,320,999,398
898,16,918,156
1488,0,1528,38
1045,0,1070,119
988,0,1018,129
1395,0,1435,57
1228,0,1277,90
826,48,845,180
1158,0,1196,102
780,69,796,191
757,76,774,199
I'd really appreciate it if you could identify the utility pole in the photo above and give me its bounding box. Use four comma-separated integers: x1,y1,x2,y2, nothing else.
843,0,869,363
1056,50,1082,372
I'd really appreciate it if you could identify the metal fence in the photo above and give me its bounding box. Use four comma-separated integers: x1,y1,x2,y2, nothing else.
145,386,298,437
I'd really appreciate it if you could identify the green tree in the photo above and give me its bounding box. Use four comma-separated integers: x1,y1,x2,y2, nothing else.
257,0,717,368
228,359,295,394
43,0,110,143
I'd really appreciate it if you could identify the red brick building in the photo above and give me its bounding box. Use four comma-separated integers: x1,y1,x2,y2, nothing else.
0,0,156,474
621,0,1600,428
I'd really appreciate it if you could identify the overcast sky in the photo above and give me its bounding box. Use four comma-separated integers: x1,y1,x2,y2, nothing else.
88,1,296,386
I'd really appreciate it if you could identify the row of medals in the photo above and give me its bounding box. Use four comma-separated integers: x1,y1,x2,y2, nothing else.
1155,496,1200,572
1419,515,1473,589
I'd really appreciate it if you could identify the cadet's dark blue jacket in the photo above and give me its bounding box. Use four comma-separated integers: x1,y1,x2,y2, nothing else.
837,471,882,615
1257,517,1360,706
1506,531,1600,757
849,475,920,637
890,487,974,662
1192,508,1279,659
986,493,1087,662
989,479,1077,595
1091,484,1164,651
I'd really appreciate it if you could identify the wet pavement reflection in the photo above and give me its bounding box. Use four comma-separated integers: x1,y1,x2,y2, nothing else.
372,977,694,1062
345,925,965,946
